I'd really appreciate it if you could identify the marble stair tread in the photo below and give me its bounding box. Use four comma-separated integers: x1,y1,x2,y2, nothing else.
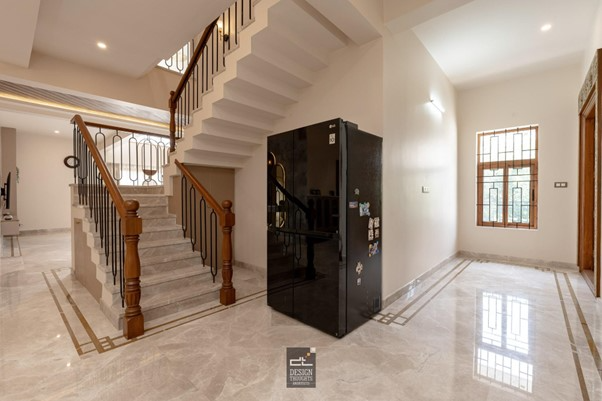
142,224,182,233
140,249,202,266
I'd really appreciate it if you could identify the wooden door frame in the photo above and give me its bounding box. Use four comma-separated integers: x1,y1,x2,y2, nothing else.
578,49,602,297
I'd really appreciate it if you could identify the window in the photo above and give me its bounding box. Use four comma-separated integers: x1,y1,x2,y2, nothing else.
476,126,538,229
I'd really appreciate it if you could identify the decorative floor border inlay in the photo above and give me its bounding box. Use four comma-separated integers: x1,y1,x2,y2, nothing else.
43,268,267,356
374,259,473,326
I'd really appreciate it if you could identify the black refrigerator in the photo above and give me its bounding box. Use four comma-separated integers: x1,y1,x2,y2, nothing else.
267,118,382,338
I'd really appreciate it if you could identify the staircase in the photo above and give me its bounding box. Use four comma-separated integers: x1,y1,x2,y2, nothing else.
81,185,221,329
164,0,347,175
77,0,353,330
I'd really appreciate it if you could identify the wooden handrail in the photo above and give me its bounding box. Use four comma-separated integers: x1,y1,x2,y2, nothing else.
169,19,218,152
175,159,225,220
175,159,236,305
71,114,144,339
72,115,128,217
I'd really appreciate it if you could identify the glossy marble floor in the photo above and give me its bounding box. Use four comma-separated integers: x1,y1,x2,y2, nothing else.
2,232,602,400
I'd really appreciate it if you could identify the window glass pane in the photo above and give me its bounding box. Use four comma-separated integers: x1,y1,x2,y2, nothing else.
482,169,504,223
507,167,531,224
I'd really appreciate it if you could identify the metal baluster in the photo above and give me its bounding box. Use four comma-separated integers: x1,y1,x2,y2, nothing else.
200,197,208,264
210,209,218,282
189,186,197,251
181,176,188,236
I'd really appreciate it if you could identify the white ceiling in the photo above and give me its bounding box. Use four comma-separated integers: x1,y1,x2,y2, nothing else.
0,0,600,137
393,0,601,89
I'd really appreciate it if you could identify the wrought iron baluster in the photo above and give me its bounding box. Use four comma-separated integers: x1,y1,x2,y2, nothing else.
210,209,218,282
200,197,208,264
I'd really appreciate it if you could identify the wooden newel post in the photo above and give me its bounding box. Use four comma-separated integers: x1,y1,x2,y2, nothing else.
122,200,144,339
169,90,176,153
220,200,236,305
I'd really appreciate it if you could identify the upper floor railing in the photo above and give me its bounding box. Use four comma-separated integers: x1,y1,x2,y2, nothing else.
84,121,170,186
71,115,144,339
168,0,256,152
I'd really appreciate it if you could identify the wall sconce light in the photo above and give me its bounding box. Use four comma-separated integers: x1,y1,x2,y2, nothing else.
429,98,445,114
217,20,230,42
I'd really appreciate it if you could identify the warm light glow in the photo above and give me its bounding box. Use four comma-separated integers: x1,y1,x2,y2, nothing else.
429,98,445,114
540,24,552,32
53,130,60,134
0,92,169,130
217,20,223,30
97,41,107,50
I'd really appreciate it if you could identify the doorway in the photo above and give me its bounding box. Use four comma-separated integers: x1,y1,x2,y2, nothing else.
578,48,601,296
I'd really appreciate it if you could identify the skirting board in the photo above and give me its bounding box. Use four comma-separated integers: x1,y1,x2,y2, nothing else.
382,251,578,309
382,253,459,309
20,227,70,236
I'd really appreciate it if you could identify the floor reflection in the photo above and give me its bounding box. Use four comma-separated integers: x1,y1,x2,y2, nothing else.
474,290,534,394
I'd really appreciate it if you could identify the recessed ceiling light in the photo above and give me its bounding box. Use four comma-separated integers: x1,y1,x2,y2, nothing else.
53,130,60,134
97,41,107,50
541,24,552,32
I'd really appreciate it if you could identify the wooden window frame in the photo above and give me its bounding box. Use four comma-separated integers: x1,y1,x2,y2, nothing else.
476,127,538,229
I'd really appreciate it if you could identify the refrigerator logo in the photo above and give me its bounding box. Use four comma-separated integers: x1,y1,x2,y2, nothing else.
286,347,316,388
329,133,336,145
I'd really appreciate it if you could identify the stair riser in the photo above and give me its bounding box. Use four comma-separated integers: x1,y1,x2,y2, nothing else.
106,270,217,304
135,288,222,325
139,229,184,242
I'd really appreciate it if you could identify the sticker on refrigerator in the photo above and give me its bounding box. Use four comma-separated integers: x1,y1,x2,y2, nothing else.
349,201,358,209
357,278,362,286
354,188,360,196
329,133,336,145
359,202,370,217
375,229,380,239
355,261,364,275
368,229,374,241
368,218,374,229
369,241,379,257
374,217,380,228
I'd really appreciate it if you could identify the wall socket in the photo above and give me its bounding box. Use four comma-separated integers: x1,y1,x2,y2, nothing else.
554,182,568,188
422,186,430,193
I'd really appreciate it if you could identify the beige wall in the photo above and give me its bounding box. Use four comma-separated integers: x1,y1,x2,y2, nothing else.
17,132,72,231
457,64,580,265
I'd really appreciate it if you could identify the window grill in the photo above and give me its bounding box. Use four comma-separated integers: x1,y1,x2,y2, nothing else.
476,125,538,229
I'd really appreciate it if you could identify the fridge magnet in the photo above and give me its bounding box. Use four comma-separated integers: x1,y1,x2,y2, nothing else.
374,217,380,228
357,277,362,286
375,229,380,239
355,261,364,275
368,241,380,257
354,188,360,196
368,217,374,229
368,229,374,241
359,202,370,217
349,201,359,209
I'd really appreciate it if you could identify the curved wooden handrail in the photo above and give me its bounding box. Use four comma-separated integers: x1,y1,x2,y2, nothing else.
169,19,218,152
72,114,144,339
174,159,225,221
71,114,127,218
175,159,236,305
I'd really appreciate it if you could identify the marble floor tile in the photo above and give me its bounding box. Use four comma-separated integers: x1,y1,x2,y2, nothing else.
2,232,602,400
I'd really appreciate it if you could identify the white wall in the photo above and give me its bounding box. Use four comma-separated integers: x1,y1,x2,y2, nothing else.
235,12,459,302
16,132,73,231
457,64,581,265
583,0,602,77
382,30,458,299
